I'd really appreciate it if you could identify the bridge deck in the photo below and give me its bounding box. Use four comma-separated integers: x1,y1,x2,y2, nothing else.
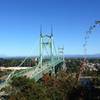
13,59,63,80
0,59,63,90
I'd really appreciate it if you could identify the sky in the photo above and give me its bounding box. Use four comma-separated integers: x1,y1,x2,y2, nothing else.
0,0,100,57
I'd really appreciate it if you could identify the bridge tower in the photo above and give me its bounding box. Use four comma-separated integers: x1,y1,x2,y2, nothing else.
39,27,54,68
58,47,64,61
58,47,66,70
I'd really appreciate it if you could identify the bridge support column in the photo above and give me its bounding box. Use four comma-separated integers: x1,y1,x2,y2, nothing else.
39,26,54,68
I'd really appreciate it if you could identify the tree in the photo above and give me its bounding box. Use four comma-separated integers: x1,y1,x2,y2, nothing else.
3,76,48,100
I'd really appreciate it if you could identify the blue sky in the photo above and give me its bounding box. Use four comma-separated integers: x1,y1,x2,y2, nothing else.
0,0,100,57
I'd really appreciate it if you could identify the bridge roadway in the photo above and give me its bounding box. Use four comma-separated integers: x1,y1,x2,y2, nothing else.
0,59,63,90
13,59,63,81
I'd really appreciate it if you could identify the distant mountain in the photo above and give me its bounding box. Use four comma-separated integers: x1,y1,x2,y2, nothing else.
65,54,100,58
87,54,100,58
0,54,7,58
0,54,100,59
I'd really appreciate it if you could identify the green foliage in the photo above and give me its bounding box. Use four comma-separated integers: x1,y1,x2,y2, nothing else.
2,71,80,100
2,69,100,100
0,58,35,67
65,58,81,73
8,76,48,100
0,70,11,77
45,71,78,100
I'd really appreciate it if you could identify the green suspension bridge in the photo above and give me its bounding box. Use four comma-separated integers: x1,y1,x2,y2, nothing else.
0,28,65,90
1,20,100,91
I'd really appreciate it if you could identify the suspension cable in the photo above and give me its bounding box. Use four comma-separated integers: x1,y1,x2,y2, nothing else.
6,56,30,82
5,38,39,82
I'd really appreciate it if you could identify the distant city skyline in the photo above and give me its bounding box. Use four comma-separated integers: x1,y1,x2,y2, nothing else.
0,0,100,57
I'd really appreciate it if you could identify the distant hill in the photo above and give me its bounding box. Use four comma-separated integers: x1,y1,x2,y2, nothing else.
0,54,100,59
65,54,100,58
0,54,7,58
